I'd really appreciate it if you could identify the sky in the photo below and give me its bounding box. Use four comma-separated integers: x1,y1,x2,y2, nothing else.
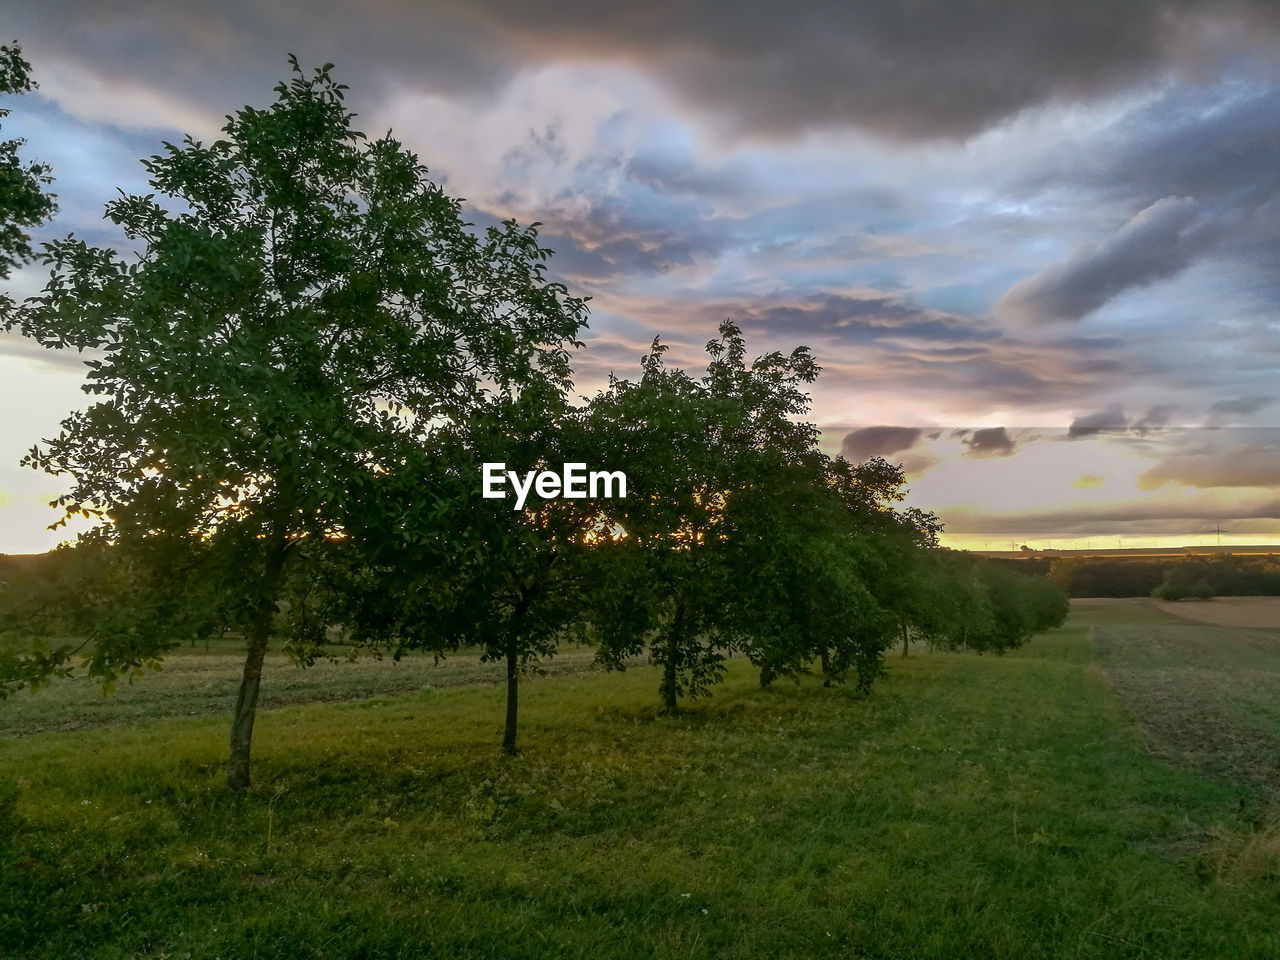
2,0,1279,553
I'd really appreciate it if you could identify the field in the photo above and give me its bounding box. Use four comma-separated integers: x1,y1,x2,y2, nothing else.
2,601,1279,959
1150,595,1280,629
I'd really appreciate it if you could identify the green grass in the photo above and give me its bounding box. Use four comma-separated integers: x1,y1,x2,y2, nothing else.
0,641,607,737
2,603,1278,958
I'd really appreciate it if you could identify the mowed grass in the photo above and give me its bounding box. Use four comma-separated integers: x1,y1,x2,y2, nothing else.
0,640,607,738
2,605,1278,959
1090,598,1280,797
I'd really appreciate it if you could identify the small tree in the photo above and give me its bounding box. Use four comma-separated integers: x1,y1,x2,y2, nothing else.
4,59,588,789
1152,562,1216,601
722,458,896,690
333,385,619,754
587,337,739,712
929,554,1068,653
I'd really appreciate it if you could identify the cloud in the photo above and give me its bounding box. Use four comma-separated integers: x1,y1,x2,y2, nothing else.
531,199,731,287
940,495,1280,536
1068,405,1129,438
1007,81,1280,322
1059,403,1187,440
1073,473,1105,488
686,293,992,345
595,289,1147,417
1208,394,1273,425
1138,442,1280,489
0,331,99,374
898,453,941,476
624,153,751,200
1133,404,1177,432
962,426,1017,458
993,197,1218,324
841,426,922,462
1067,83,1280,216
13,0,1280,147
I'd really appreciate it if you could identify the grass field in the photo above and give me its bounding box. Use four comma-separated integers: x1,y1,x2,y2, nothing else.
0,640,609,739
2,601,1278,958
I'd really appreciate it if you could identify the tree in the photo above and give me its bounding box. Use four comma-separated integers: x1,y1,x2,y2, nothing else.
330,384,621,754
1152,562,1216,601
722,457,897,690
3,59,588,789
586,335,740,712
927,553,1068,653
0,42,57,308
589,322,843,711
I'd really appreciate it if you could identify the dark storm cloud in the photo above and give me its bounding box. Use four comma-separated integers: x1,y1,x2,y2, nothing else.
6,1,515,126
473,0,1280,140
12,0,1280,143
841,426,922,462
963,426,1017,458
993,197,1218,324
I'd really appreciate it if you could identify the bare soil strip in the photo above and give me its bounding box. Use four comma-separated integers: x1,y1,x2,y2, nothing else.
1150,596,1280,630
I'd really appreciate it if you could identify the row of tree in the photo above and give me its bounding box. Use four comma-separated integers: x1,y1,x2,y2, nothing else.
0,54,1067,790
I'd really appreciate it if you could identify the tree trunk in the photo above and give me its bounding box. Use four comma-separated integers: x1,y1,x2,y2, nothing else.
759,661,774,688
901,621,910,658
226,541,286,792
227,609,272,791
659,601,684,714
661,652,678,713
502,640,519,755
820,647,832,687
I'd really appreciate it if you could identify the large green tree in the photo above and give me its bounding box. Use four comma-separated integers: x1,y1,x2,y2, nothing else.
3,59,588,789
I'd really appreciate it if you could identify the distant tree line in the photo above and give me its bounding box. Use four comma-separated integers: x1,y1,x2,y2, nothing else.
0,55,1068,789
1043,555,1280,600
